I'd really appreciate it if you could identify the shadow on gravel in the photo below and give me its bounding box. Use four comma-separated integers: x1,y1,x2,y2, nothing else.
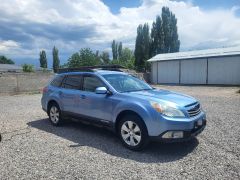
28,118,199,163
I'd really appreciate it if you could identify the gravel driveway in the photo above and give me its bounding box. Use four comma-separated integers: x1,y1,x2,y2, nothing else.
0,85,240,179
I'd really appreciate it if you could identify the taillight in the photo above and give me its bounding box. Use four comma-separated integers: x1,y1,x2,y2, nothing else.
42,87,48,93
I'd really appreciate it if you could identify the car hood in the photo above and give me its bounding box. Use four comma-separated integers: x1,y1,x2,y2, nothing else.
128,89,197,107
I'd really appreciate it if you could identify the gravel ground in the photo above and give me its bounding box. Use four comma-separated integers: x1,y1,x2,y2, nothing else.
0,85,240,179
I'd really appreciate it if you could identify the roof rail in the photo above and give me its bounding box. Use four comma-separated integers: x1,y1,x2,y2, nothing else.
57,65,125,74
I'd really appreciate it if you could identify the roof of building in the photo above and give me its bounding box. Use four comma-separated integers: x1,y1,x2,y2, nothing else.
0,64,22,70
148,46,240,62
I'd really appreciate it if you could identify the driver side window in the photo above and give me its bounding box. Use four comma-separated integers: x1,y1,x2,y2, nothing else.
83,76,105,92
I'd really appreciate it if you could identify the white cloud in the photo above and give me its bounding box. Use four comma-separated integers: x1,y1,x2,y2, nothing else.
0,40,20,51
0,0,240,63
116,0,240,50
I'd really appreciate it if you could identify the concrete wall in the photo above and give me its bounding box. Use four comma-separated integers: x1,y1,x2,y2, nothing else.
181,58,207,84
0,72,54,94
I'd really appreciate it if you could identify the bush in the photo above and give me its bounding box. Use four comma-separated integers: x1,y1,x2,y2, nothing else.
22,64,34,72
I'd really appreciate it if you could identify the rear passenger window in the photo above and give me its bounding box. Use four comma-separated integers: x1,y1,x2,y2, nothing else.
63,75,82,90
83,76,105,92
51,75,64,87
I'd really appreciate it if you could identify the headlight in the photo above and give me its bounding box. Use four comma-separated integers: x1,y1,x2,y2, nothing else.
150,101,185,117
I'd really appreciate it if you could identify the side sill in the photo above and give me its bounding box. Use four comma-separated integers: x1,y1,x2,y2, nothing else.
62,111,115,131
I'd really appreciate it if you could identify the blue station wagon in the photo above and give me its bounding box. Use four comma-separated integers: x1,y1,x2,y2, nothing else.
41,68,206,150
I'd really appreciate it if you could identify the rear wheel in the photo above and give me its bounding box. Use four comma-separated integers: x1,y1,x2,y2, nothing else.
48,103,63,126
118,114,149,151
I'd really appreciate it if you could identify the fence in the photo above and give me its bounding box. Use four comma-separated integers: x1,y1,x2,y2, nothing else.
0,72,54,94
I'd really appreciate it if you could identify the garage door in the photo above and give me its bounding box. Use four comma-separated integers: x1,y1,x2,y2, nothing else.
181,58,207,84
158,61,179,84
208,56,240,85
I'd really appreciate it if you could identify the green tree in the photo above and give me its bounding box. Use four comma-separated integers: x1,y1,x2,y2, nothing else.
22,64,34,72
161,7,171,53
100,51,110,64
134,23,150,72
135,25,144,72
118,42,123,60
111,40,118,60
67,48,101,68
150,7,180,56
143,24,150,71
0,56,14,64
39,50,47,68
112,40,123,60
150,15,164,56
119,47,135,69
52,46,60,73
67,53,80,68
169,13,180,52
95,50,99,58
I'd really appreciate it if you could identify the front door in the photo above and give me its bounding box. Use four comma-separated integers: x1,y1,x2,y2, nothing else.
75,75,113,123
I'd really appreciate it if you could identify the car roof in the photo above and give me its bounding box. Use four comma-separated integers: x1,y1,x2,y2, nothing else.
57,70,127,76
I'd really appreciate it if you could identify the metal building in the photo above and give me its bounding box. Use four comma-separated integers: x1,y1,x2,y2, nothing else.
148,46,240,85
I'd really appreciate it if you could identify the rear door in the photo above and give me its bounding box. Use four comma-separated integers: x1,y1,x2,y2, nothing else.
59,75,83,113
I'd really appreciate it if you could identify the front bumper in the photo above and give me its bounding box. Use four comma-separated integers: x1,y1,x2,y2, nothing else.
149,113,207,142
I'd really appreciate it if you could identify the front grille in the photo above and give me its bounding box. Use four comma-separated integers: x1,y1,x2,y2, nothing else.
186,103,201,117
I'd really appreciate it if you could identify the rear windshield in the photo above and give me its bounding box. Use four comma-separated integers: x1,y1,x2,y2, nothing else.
62,75,82,90
50,75,64,87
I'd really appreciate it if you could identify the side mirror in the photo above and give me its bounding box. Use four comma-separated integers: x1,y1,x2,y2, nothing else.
95,87,108,94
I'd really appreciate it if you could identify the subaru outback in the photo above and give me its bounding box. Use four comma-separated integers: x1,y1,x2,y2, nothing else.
41,69,206,150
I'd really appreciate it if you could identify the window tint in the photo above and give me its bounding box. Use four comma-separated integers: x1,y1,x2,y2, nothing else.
63,75,82,90
83,76,105,92
50,75,64,87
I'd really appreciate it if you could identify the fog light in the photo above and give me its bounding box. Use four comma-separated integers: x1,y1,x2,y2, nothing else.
162,131,184,139
197,119,203,126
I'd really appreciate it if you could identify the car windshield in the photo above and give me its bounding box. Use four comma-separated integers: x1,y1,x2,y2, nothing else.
102,74,152,93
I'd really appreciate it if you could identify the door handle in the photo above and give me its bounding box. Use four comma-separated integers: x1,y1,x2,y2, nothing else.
81,95,86,99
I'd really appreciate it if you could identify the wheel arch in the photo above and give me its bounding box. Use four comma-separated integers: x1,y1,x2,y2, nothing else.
114,110,149,135
47,100,60,115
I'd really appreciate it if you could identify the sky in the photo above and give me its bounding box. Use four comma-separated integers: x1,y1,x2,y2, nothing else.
0,0,240,67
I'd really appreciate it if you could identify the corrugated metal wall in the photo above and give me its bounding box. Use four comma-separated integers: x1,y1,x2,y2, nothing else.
208,56,240,85
151,55,240,85
157,61,179,84
151,62,158,84
181,59,207,84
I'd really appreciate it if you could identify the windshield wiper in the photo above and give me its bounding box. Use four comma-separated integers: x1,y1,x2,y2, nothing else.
122,88,152,93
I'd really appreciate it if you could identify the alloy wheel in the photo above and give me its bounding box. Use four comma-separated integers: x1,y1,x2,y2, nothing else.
121,121,142,146
49,106,60,124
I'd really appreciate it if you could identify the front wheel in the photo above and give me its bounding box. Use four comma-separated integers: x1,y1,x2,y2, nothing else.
118,114,149,151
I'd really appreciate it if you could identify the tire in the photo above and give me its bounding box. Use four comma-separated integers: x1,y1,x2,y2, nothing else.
48,103,63,126
118,114,149,151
